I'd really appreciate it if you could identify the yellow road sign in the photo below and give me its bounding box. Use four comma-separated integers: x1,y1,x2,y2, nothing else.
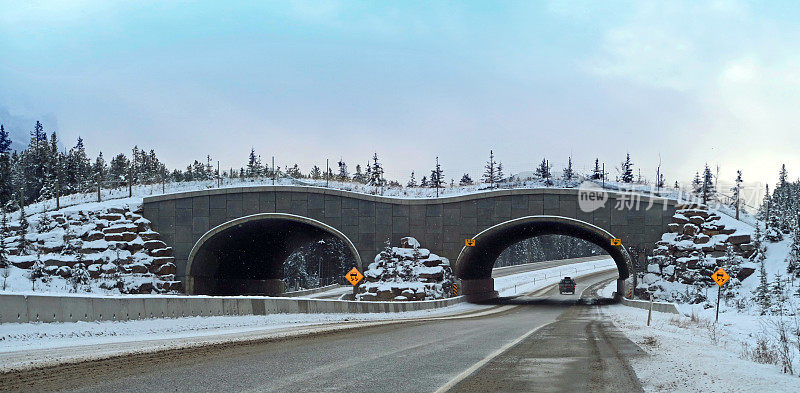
610,238,621,246
711,268,730,286
345,267,364,286
465,239,476,247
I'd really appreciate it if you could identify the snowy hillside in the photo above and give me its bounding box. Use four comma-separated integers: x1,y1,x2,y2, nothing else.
0,198,181,295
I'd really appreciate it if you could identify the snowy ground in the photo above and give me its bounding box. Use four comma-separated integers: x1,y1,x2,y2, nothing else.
603,281,800,392
0,260,615,370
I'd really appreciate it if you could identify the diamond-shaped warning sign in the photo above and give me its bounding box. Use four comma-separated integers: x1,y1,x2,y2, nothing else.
610,238,621,246
711,268,730,287
345,267,364,286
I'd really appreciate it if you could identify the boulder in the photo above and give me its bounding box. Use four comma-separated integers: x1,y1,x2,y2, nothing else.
737,267,756,281
150,247,174,257
682,224,699,236
120,232,138,242
139,231,160,241
103,223,138,234
399,237,421,249
143,240,167,250
151,256,175,267
100,263,118,274
84,231,104,241
97,213,125,221
693,234,710,244
720,228,736,235
672,215,689,225
667,223,680,233
11,260,35,269
55,266,72,278
124,282,155,294
728,234,751,245
104,233,124,242
164,281,183,292
689,216,706,225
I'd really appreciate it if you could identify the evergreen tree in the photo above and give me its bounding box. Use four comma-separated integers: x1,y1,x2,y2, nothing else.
591,158,603,180
429,158,444,189
28,256,45,291
563,156,574,181
287,163,303,178
352,164,365,183
731,170,743,219
0,125,10,153
407,171,417,187
459,173,473,186
769,273,789,314
109,153,130,186
786,219,800,277
17,195,29,255
495,162,504,184
0,125,12,205
368,153,385,188
700,164,716,204
754,257,770,314
482,150,497,188
246,148,260,178
758,184,771,222
310,165,322,180
620,153,634,183
337,159,349,181
0,208,8,269
691,172,702,195
535,158,552,185
420,176,429,187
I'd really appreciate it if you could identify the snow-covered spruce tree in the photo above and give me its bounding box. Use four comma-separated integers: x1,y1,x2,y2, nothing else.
754,257,771,314
407,171,417,187
757,184,772,222
700,164,716,205
591,158,603,180
731,170,743,219
69,263,90,293
367,153,385,188
769,273,789,315
691,172,702,196
459,173,473,186
352,164,364,183
620,153,634,183
786,219,800,278
482,150,497,189
28,255,46,291
283,251,311,290
246,148,260,178
17,196,29,255
420,176,429,187
0,207,8,267
337,159,348,181
495,162,504,185
535,158,552,185
429,158,444,189
563,156,574,181
309,165,322,180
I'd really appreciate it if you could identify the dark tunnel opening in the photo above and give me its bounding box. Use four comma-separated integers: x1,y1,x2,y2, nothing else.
186,215,360,295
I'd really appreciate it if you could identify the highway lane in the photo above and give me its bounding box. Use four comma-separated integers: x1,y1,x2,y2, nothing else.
6,269,643,393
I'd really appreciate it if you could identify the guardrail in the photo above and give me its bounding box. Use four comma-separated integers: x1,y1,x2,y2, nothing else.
282,283,342,298
0,293,465,324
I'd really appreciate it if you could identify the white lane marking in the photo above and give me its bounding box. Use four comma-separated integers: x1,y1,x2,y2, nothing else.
433,320,557,393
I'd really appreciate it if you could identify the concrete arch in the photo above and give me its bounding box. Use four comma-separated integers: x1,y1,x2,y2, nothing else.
185,213,361,295
455,215,632,300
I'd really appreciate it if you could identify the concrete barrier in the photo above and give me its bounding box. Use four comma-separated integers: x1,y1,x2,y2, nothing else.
281,283,342,298
0,293,465,324
620,296,680,314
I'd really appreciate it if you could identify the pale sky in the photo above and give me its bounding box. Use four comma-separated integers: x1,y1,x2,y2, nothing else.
1,0,799,191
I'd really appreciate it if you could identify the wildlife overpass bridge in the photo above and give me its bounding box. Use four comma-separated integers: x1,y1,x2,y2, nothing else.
142,186,677,299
